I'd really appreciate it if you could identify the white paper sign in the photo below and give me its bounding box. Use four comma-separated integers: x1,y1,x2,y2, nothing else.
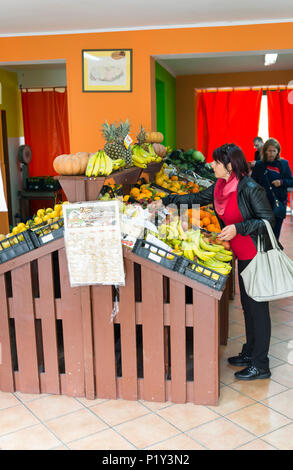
0,167,7,212
63,200,125,287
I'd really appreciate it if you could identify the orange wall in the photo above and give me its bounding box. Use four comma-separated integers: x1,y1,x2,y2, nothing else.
1,23,293,156
176,69,293,149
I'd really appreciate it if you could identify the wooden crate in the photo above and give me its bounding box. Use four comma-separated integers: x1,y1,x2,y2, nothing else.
0,238,229,405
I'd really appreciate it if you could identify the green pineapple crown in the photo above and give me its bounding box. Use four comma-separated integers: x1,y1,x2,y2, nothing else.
137,125,146,145
102,119,130,143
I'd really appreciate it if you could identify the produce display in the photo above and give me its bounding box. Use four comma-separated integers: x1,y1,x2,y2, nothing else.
187,207,221,233
102,119,133,166
0,202,67,256
166,148,216,182
53,152,90,175
155,167,200,194
85,150,125,177
145,213,232,277
53,121,166,177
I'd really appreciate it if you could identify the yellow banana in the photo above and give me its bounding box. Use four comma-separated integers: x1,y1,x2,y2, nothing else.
92,153,101,176
85,153,98,177
214,252,233,262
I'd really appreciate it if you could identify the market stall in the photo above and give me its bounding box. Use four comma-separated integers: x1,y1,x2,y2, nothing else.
0,125,233,406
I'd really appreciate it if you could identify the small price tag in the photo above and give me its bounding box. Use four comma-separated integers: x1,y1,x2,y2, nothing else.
124,134,133,149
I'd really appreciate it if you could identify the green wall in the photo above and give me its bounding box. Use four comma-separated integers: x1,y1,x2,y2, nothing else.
155,62,176,149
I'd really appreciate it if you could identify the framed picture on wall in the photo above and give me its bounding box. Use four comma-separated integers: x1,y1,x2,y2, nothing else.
82,49,132,92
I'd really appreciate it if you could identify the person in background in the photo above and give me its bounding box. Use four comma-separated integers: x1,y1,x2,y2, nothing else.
151,144,275,381
253,137,264,161
251,138,293,240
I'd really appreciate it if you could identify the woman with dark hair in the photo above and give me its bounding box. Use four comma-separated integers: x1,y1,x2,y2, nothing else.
251,138,293,240
151,143,275,381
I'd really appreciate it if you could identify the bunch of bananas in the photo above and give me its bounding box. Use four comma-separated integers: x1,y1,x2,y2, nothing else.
85,150,125,177
131,144,162,168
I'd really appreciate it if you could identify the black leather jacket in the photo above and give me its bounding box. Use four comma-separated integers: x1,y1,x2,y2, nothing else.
162,176,275,252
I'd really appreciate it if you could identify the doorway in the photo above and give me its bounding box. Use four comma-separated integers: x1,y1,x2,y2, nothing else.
0,60,68,225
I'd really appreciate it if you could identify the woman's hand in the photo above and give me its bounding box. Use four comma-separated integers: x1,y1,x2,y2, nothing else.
272,179,281,187
217,224,237,241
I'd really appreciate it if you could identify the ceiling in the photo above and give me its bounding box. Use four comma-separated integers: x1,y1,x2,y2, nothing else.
1,0,293,36
155,51,293,76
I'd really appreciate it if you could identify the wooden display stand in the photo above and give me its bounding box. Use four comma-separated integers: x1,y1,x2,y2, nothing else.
55,167,142,202
0,235,230,405
140,161,164,183
0,168,231,406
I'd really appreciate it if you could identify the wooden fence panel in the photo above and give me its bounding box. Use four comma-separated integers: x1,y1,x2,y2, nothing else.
169,279,187,403
80,286,95,400
58,248,85,396
37,253,60,395
92,284,117,399
141,265,165,402
119,258,138,400
193,290,219,405
0,274,14,392
11,264,40,393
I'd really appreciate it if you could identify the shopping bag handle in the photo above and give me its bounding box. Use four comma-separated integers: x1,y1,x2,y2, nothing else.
261,219,279,251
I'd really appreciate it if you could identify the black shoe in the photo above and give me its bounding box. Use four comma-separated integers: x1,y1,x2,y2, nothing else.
235,365,271,381
228,352,252,367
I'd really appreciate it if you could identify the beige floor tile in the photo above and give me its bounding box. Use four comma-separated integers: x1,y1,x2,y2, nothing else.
46,408,109,443
268,355,286,369
227,403,291,436
269,336,288,346
269,342,293,364
219,340,245,359
75,397,109,407
0,424,60,450
139,400,173,411
52,445,69,450
230,379,287,401
262,423,293,450
14,392,50,403
68,428,135,450
0,392,20,410
25,395,83,421
228,322,246,339
0,405,39,437
146,434,205,450
270,310,293,323
90,399,149,426
114,414,178,449
262,388,293,419
156,403,218,431
271,363,293,388
187,417,253,450
220,364,240,386
237,439,276,450
271,325,293,341
208,386,255,415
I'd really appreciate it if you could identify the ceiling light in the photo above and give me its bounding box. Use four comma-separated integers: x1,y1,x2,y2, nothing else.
264,53,278,66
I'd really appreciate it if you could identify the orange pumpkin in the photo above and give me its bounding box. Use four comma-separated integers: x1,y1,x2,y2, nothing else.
53,153,90,175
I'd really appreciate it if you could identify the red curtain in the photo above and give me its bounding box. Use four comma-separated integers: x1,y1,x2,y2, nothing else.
197,90,262,162
21,89,70,176
267,89,293,168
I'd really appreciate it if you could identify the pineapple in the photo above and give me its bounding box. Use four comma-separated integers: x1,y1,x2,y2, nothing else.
102,119,132,167
136,125,150,152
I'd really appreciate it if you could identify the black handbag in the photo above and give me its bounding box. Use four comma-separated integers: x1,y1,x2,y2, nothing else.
264,170,287,219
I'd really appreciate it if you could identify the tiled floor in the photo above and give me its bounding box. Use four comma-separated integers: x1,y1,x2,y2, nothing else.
1,218,293,450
